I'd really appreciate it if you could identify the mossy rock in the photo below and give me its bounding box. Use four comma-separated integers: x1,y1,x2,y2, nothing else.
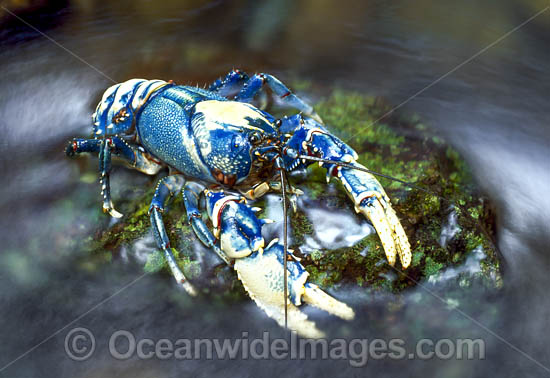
85,89,502,299
293,91,501,292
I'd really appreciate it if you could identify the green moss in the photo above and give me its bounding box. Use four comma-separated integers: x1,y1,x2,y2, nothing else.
296,90,501,292
290,210,314,246
412,250,425,267
424,256,444,276
144,250,165,273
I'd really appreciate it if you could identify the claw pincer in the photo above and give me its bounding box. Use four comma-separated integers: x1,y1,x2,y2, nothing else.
234,241,354,339
282,116,411,268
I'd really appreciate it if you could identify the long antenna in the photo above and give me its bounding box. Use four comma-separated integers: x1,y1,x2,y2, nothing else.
277,159,289,330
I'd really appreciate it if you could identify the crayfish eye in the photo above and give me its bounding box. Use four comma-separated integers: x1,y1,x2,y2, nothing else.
249,131,263,145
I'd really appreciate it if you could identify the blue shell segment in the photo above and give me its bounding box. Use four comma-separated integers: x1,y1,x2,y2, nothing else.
190,100,277,183
92,79,169,137
137,86,211,181
339,164,385,199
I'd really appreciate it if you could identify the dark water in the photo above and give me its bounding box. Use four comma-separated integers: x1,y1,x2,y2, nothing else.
1,0,549,377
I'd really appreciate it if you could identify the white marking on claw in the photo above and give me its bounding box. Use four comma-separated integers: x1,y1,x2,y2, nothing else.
266,238,279,249
221,232,252,258
107,207,123,218
211,195,241,229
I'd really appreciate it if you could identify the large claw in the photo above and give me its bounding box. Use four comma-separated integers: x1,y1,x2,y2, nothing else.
284,118,412,268
337,165,412,268
234,241,354,338
206,192,269,259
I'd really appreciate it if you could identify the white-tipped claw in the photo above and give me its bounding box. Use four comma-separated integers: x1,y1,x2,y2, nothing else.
338,164,411,268
303,284,355,320
181,280,198,296
104,206,123,218
170,262,197,296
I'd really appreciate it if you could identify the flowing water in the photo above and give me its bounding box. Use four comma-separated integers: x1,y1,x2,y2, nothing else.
1,0,549,377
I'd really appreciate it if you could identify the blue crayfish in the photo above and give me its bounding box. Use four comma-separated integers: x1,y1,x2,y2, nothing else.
66,70,411,338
